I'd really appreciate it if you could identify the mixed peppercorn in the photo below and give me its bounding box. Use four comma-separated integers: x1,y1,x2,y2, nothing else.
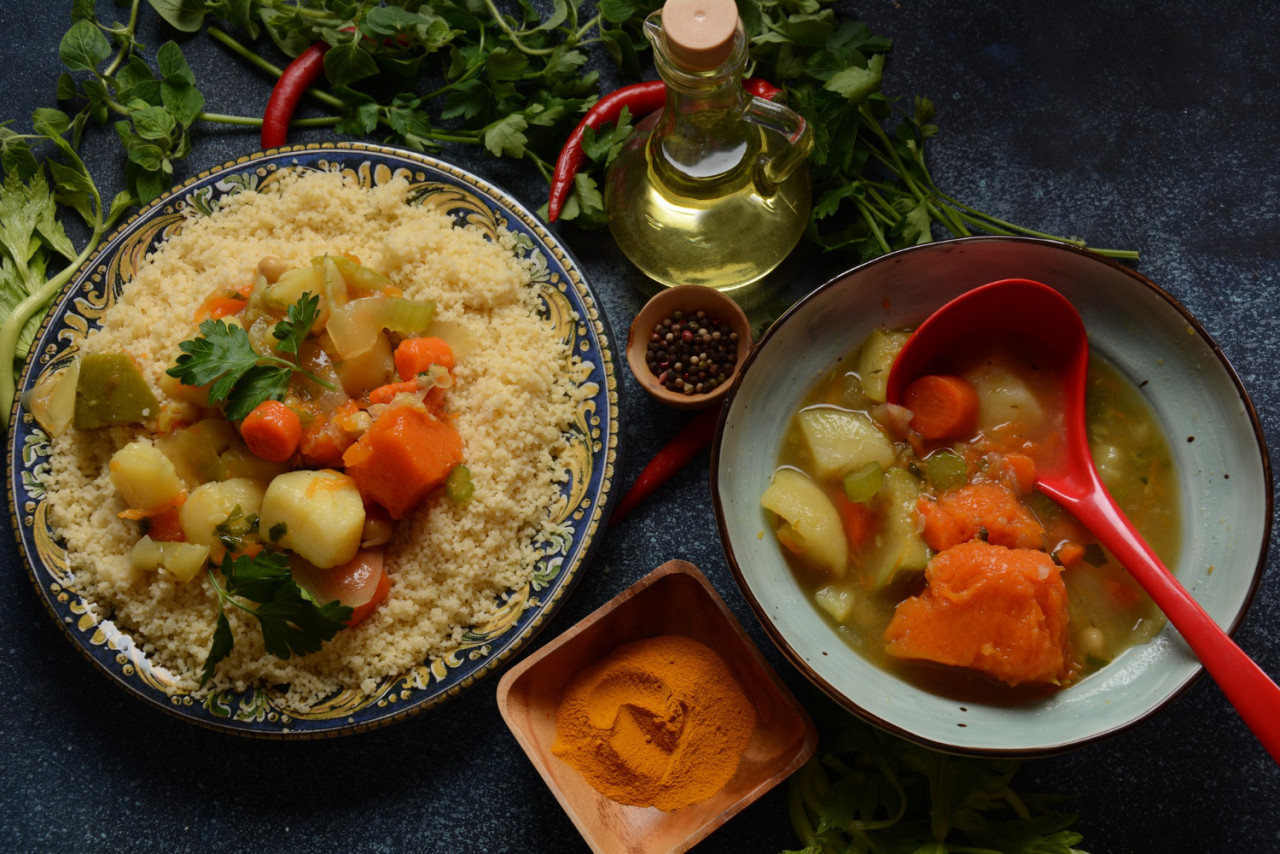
645,310,739,395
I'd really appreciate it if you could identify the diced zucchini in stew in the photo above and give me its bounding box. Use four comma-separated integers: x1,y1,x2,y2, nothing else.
796,406,896,481
814,584,857,623
761,467,848,578
861,467,931,590
129,535,210,582
856,329,911,403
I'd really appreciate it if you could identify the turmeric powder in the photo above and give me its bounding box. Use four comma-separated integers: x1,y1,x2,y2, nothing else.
551,634,756,811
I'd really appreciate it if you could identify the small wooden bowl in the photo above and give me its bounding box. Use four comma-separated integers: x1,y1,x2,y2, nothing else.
626,286,753,410
496,560,817,854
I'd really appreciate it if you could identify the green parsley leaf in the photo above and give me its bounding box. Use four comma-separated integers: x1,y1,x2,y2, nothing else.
166,293,329,422
201,550,352,684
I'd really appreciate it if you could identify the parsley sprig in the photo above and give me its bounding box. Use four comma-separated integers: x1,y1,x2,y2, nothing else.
202,549,352,684
166,292,330,422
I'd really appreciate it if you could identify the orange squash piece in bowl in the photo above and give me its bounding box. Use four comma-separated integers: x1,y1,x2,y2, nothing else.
917,482,1046,552
883,540,1072,686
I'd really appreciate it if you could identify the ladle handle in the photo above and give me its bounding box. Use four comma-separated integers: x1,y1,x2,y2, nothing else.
1043,476,1280,765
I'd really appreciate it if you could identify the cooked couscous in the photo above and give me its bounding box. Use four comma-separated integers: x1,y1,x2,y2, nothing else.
43,168,590,706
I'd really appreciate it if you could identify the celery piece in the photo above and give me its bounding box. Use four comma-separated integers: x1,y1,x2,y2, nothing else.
843,461,884,504
924,449,967,491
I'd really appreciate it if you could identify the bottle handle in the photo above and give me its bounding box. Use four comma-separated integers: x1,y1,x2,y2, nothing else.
742,95,814,194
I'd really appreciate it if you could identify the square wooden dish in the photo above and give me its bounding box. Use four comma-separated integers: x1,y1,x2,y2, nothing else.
496,559,817,854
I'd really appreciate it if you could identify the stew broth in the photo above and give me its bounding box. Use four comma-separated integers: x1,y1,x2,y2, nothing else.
763,330,1180,698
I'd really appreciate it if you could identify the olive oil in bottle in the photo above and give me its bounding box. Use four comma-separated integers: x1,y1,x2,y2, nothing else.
605,0,814,292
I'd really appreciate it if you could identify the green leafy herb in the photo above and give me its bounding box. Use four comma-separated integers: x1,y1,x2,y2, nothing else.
213,505,259,552
202,0,605,169
784,720,1088,854
202,550,352,684
0,117,131,422
166,293,330,422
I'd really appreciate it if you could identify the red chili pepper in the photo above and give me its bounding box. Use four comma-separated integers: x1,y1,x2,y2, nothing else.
742,76,783,100
547,80,666,222
261,42,329,149
547,77,785,222
609,403,723,526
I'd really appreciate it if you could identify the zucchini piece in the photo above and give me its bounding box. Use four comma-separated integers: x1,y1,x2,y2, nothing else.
861,467,931,590
796,406,896,481
857,329,911,403
73,353,160,429
129,535,210,582
762,467,848,578
814,584,857,623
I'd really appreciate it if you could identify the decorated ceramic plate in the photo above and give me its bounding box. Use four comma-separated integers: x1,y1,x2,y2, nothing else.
7,143,621,737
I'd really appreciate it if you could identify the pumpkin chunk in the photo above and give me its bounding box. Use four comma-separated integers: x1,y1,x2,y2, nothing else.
883,540,1072,686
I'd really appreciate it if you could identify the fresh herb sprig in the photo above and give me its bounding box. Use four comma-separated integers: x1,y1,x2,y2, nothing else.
197,0,609,173
784,720,1088,854
202,549,351,684
166,292,332,422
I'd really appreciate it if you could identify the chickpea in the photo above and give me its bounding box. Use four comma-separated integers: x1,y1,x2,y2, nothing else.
256,256,293,284
1078,626,1106,658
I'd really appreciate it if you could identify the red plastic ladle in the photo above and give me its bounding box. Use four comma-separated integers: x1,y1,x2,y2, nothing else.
886,278,1280,764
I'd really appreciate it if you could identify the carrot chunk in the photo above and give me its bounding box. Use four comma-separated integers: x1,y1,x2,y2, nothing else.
394,336,455,381
918,482,1045,551
883,540,1073,686
299,403,360,469
240,400,303,462
1054,541,1086,567
834,492,876,549
342,404,463,518
367,379,420,406
903,374,980,441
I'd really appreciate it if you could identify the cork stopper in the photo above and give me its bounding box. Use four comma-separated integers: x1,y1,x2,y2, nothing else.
661,0,740,72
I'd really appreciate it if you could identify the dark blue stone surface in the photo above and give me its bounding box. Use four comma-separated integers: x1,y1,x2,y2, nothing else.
2,2,1276,852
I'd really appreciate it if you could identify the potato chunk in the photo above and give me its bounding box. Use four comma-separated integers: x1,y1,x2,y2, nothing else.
259,469,364,569
762,467,848,577
796,406,896,481
180,478,267,549
109,441,185,511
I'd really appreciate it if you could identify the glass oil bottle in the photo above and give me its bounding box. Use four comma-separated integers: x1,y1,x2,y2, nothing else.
605,0,814,292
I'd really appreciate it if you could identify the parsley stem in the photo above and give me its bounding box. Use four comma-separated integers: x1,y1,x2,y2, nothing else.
856,199,893,255
481,0,561,56
574,14,603,43
207,26,346,112
195,112,339,129
938,191,1141,259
